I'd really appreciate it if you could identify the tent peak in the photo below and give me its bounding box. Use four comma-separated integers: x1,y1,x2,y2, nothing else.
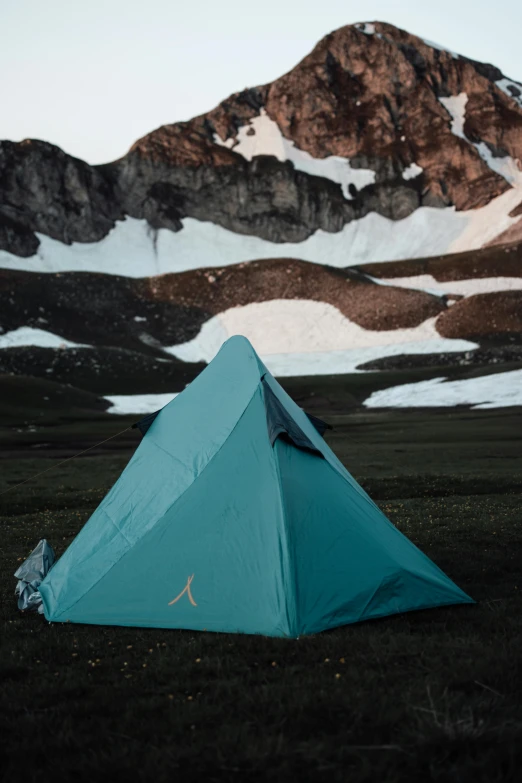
221,334,259,357
216,334,267,378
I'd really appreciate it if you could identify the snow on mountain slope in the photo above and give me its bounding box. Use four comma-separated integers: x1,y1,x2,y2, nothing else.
439,93,522,188
402,163,423,181
364,274,522,298
1,196,520,277
213,109,377,199
0,211,465,275
495,78,522,110
0,326,87,349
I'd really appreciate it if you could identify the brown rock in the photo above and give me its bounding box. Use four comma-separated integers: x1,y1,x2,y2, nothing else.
436,291,522,339
509,200,522,218
359,239,522,281
139,257,445,331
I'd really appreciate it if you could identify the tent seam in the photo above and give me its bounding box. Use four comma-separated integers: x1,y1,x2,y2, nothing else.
49,382,263,621
306,596,475,635
263,374,378,512
270,436,299,639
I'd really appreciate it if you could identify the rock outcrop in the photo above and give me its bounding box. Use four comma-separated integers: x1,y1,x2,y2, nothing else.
0,140,121,256
436,290,522,341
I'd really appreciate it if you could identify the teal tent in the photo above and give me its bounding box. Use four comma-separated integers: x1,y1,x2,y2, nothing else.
39,336,473,636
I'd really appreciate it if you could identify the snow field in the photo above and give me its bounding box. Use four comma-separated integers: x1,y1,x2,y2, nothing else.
364,369,522,409
105,393,178,415
165,299,477,373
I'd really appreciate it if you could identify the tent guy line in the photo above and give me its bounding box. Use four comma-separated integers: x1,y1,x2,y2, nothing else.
0,427,132,498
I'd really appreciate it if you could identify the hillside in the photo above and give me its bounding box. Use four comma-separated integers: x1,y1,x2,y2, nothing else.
1,21,521,406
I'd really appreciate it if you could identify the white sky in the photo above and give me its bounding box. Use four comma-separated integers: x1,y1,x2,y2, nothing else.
1,0,521,164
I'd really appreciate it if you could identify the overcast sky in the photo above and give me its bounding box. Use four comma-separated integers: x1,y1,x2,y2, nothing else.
2,0,521,164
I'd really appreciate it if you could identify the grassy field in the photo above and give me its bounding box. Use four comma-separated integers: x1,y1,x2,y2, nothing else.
1,394,522,782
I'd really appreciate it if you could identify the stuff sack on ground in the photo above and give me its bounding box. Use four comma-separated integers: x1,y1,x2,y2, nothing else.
14,539,56,613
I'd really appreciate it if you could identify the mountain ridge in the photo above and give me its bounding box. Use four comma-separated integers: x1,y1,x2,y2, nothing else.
2,21,522,263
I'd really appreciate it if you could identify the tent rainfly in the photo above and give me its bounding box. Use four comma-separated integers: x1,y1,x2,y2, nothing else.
38,336,473,636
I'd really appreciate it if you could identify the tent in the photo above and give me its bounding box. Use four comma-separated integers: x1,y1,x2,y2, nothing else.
39,336,473,636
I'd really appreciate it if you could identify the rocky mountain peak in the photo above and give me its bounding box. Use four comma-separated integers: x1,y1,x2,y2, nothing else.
2,21,522,259
113,19,522,255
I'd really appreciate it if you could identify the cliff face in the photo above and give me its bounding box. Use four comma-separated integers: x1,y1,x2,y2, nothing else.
2,21,522,261
0,140,122,256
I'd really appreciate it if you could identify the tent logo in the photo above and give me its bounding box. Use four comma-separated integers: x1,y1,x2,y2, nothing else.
168,574,197,607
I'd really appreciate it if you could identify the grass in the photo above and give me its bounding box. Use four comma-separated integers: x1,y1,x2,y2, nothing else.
1,401,522,782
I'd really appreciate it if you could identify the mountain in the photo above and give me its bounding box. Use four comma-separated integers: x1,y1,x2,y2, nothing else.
1,21,522,409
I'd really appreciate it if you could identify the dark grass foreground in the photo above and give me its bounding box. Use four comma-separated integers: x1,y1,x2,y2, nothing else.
1,406,522,782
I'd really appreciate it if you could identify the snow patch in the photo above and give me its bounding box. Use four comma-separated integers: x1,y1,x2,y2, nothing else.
165,300,476,375
370,274,522,297
363,273,444,298
364,369,522,409
440,92,522,188
449,184,522,252
357,22,376,35
214,110,285,161
437,91,522,251
261,340,474,377
214,109,376,199
0,207,480,277
496,78,522,110
0,326,87,349
421,38,459,58
474,142,522,187
402,162,423,181
105,393,178,415
439,93,468,139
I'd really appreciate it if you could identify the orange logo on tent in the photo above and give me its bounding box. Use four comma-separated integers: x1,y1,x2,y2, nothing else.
168,574,197,607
